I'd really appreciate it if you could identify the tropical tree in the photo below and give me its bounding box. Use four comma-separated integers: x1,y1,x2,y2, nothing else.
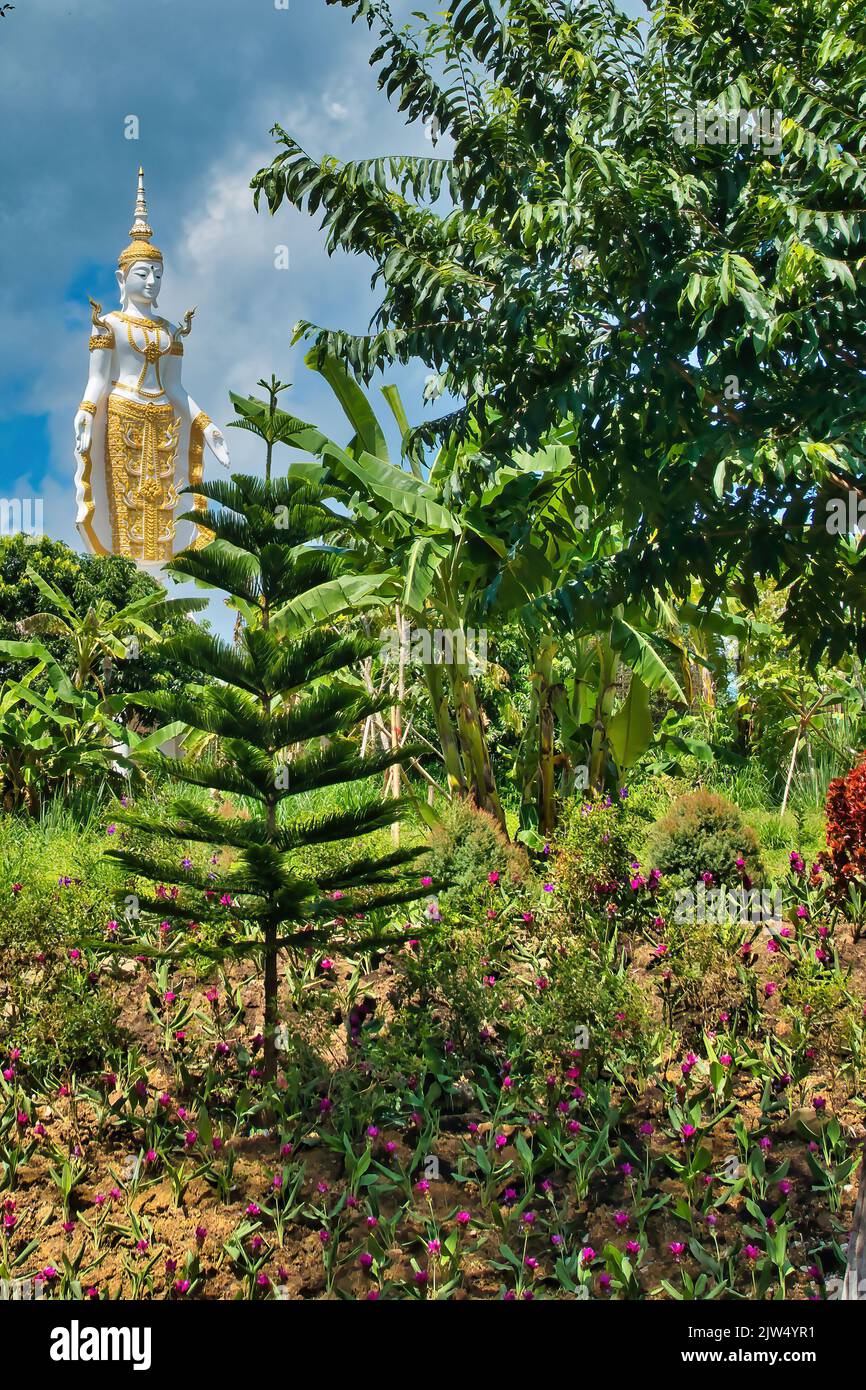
253,0,866,665
15,566,204,693
237,357,514,829
0,636,180,812
258,355,728,836
0,535,205,697
107,383,426,1086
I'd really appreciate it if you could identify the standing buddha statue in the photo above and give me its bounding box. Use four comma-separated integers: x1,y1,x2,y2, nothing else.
73,168,229,568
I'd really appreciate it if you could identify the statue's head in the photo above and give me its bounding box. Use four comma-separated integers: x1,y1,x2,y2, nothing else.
116,258,163,310
116,167,164,310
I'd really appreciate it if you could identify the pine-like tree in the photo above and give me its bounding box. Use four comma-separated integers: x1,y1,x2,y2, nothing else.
108,381,426,1085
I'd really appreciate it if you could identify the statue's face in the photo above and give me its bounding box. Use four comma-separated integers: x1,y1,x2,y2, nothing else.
119,259,163,308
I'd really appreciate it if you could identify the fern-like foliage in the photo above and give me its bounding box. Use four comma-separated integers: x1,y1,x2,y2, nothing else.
107,382,427,1081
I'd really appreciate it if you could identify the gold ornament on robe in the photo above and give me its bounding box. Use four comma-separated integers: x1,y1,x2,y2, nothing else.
74,169,216,568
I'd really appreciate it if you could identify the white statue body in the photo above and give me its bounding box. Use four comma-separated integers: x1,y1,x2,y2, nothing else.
73,169,229,570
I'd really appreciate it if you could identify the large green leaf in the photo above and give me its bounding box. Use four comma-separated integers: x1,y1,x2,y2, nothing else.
126,721,189,754
402,536,449,609
0,638,79,703
5,682,76,727
677,602,772,642
23,566,75,618
271,573,395,636
609,618,685,701
322,442,459,531
308,351,389,461
607,674,653,770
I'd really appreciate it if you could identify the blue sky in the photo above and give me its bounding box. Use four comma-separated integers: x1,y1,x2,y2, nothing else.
0,0,644,623
0,0,437,545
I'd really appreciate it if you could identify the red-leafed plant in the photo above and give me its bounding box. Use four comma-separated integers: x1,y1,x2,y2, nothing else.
820,753,866,902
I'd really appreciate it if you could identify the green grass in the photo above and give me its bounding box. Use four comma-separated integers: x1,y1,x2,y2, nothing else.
742,805,825,881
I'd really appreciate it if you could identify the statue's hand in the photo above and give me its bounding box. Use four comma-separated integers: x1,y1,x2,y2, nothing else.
204,422,230,469
74,409,93,455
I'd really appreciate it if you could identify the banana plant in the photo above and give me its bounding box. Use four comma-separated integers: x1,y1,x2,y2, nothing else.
0,637,185,812
16,565,206,693
233,361,736,838
231,355,525,831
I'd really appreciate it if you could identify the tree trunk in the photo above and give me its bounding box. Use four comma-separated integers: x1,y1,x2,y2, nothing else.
422,659,467,798
517,675,541,831
588,637,619,794
389,605,406,844
448,652,506,832
537,639,557,834
262,918,279,1095
780,725,802,821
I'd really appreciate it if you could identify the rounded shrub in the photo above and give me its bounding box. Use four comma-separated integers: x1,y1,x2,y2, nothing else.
423,796,529,918
647,789,764,889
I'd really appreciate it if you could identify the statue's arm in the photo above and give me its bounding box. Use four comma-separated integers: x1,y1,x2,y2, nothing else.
74,324,113,455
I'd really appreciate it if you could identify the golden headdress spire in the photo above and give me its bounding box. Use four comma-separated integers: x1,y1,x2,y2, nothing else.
118,166,163,271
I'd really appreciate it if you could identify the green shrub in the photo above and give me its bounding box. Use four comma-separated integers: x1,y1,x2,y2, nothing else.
381,914,650,1090
424,797,530,918
647,789,764,889
0,812,122,1071
555,793,662,933
5,986,121,1073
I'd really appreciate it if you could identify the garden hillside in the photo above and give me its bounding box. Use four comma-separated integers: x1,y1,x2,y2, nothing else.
1,769,865,1300
3,0,866,1304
